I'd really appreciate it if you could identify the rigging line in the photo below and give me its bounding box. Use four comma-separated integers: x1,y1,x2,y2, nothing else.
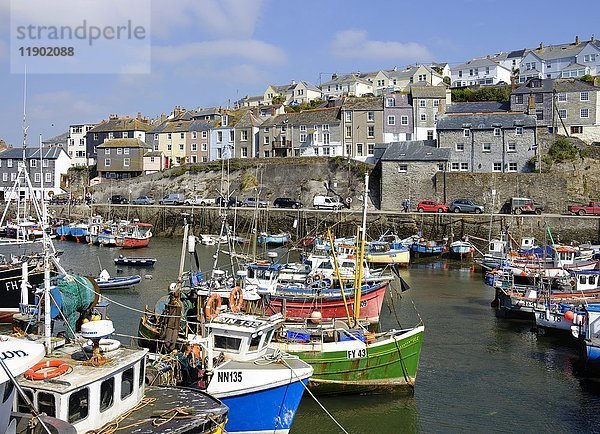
278,357,350,434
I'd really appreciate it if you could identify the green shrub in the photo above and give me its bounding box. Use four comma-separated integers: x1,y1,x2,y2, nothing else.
547,137,580,163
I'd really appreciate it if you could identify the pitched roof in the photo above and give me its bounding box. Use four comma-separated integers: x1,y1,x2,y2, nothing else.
89,117,152,133
42,132,69,144
0,146,67,159
513,78,598,94
235,111,263,128
529,41,587,61
437,112,537,130
379,141,449,161
296,80,320,92
454,57,510,71
410,85,447,98
320,73,372,87
446,101,510,114
342,96,383,111
261,107,340,127
96,138,151,149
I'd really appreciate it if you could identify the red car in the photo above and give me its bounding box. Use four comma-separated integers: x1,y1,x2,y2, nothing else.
417,200,449,213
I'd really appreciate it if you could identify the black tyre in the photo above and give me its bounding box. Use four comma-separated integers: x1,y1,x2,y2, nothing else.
535,209,542,215
475,208,483,214
514,208,522,215
578,209,586,216
453,208,461,213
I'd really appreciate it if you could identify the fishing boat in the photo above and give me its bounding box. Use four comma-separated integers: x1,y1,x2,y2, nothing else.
276,172,424,394
114,222,153,249
447,239,474,259
410,237,446,257
365,240,410,266
571,302,600,373
95,269,141,289
257,232,290,245
114,255,157,267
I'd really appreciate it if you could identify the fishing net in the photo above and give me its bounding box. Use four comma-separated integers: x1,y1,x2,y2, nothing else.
57,274,98,334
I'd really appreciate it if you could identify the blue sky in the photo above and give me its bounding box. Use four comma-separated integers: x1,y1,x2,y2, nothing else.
0,0,597,145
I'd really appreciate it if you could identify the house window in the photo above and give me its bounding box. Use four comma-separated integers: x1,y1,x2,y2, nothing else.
398,164,408,173
535,93,543,103
493,128,501,137
34,173,41,182
482,143,491,152
217,132,223,142
179,143,184,151
179,132,185,140
508,162,518,172
367,126,375,138
345,126,352,138
3,172,8,181
167,144,172,151
388,116,395,125
581,108,589,118
10,173,16,181
433,100,440,108
558,109,567,119
314,147,319,156
202,131,207,138
345,111,352,122
263,127,269,133
322,124,329,131
458,70,463,78
105,158,111,166
420,113,426,121
300,125,307,132
456,143,465,152
191,132,197,139
463,129,470,137
571,126,583,134
217,148,222,159
202,143,207,151
515,95,523,104
30,159,37,167
323,133,330,144
117,148,122,155
124,158,130,167
419,100,426,108
367,112,375,122
536,109,544,120
300,133,307,142
558,93,567,102
323,147,331,156
451,162,459,171
401,116,408,126
108,132,114,139
515,127,523,135
6,159,12,168
68,387,89,423
460,162,469,171
45,172,51,183
356,143,363,156
581,91,590,101
241,147,248,157
368,143,374,155
202,157,207,162
229,131,235,141
508,142,516,152
105,149,110,155
123,131,129,138
154,144,159,151
94,133,99,140
492,162,502,172
427,130,434,140
124,148,129,155
438,163,444,171
387,98,395,107
264,136,269,145
191,143,197,152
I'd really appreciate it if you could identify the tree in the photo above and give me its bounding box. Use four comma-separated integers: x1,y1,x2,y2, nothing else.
581,74,595,84
443,76,451,85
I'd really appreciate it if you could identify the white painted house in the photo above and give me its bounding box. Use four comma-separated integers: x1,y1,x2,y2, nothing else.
451,57,512,87
67,123,96,166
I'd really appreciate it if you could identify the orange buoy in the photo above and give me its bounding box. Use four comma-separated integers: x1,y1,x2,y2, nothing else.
25,359,69,381
564,310,575,321
204,293,222,321
229,286,244,313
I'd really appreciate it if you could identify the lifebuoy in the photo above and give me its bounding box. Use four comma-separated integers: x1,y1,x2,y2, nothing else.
313,273,322,281
84,338,121,353
25,359,69,381
229,286,244,313
305,276,314,285
205,293,222,321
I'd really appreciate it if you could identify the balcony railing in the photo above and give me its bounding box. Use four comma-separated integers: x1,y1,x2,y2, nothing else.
272,140,292,148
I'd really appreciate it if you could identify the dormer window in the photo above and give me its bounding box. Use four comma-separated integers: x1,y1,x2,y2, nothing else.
222,115,229,127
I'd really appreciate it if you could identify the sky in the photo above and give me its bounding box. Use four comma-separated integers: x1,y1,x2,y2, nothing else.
0,0,598,145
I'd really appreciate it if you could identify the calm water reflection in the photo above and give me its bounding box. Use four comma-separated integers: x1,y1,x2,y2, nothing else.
7,238,600,433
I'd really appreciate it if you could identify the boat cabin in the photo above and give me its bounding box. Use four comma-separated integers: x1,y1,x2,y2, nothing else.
487,239,507,258
572,271,600,291
520,237,536,250
204,312,283,362
244,262,282,295
15,344,147,433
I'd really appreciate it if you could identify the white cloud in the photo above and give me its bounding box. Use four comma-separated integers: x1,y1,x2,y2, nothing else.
330,30,434,62
151,0,263,39
153,39,286,65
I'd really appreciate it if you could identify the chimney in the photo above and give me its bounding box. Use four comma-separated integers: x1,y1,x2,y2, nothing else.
486,54,490,59
539,42,544,50
575,35,580,44
291,80,296,85
332,73,338,80
592,34,596,42
137,112,142,120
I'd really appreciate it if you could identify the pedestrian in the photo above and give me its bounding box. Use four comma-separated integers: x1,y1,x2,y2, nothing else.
406,198,411,212
402,199,408,213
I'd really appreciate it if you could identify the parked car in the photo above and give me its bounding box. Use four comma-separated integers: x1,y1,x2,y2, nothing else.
216,196,242,207
449,199,484,214
416,200,448,213
184,196,216,206
313,195,344,210
242,197,268,208
567,201,600,216
158,193,185,205
109,194,128,204
500,197,543,215
274,197,303,209
132,195,154,205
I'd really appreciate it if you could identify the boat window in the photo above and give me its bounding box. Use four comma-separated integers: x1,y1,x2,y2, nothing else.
2,380,14,403
100,377,114,412
38,392,56,417
68,388,89,423
590,276,596,285
213,335,242,352
248,334,262,352
341,262,354,268
247,268,255,278
264,329,275,345
581,276,586,284
16,388,33,413
320,262,333,269
121,367,134,399
139,357,146,387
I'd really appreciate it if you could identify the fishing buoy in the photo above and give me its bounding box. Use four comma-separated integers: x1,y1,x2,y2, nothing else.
310,311,322,324
145,274,153,279
564,311,575,321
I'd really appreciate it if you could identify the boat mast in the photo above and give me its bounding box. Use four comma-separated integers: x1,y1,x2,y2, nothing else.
352,172,369,326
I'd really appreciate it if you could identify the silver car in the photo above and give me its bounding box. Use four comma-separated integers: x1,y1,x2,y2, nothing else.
449,199,484,213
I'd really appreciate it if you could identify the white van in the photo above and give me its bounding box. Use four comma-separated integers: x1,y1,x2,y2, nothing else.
313,195,344,210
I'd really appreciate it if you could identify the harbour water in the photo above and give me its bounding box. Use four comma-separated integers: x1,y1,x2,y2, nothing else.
12,237,600,433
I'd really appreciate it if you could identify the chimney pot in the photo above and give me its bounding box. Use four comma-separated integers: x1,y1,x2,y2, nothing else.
539,42,544,50
576,35,580,44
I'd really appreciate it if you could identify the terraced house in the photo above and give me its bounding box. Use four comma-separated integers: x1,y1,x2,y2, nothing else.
510,78,600,144
86,115,151,165
259,107,342,158
96,138,150,179
411,85,451,141
436,112,537,173
383,93,414,142
341,96,383,160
